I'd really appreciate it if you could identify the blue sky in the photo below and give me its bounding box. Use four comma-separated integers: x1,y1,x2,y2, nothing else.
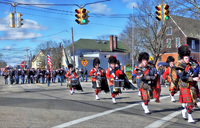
0,0,138,66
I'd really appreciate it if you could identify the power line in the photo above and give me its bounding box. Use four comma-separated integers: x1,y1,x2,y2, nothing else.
1,0,111,8
0,9,126,28
1,0,131,18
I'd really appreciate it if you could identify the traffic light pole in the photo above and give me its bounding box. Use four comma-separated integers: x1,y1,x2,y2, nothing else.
132,6,135,72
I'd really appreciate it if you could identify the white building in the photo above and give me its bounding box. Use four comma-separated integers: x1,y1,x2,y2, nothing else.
66,35,131,71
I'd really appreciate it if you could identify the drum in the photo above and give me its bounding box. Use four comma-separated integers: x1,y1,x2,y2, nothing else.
71,78,79,86
113,79,124,92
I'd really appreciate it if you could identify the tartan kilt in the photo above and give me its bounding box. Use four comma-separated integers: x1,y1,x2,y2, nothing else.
141,88,151,101
179,88,193,103
152,78,161,100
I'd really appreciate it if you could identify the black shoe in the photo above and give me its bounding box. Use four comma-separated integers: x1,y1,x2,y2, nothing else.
146,112,151,114
183,118,187,120
189,121,196,124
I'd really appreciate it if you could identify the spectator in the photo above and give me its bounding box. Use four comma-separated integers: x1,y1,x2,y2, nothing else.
83,68,88,82
45,69,51,87
52,69,57,83
79,68,84,82
3,69,8,85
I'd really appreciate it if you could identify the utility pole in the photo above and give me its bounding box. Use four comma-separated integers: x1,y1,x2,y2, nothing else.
132,6,135,71
47,42,49,69
71,27,75,66
25,47,29,69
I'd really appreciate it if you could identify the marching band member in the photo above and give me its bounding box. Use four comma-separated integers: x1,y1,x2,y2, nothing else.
89,58,109,100
138,52,157,114
148,61,161,103
162,56,178,102
177,44,199,123
106,55,123,104
65,64,83,95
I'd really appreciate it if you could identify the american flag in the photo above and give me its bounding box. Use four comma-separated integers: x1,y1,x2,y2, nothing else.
47,51,53,71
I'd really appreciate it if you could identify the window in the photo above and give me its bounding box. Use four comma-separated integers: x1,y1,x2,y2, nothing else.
176,38,180,48
159,57,161,61
192,40,195,49
36,61,40,66
166,27,172,35
167,39,171,48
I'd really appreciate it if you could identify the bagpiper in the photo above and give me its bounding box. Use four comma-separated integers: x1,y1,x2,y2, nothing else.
162,56,178,102
65,64,83,95
89,58,109,100
177,44,199,123
148,60,161,103
137,52,158,114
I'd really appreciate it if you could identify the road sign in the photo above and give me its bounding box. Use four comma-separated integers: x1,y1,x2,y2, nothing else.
81,58,88,67
125,67,132,72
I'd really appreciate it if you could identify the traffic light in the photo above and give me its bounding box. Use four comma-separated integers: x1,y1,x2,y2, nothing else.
9,12,15,28
163,4,169,21
17,12,23,28
75,8,82,24
75,8,89,25
81,8,89,25
155,5,162,21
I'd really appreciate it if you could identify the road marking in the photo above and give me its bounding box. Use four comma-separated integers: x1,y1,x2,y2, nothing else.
145,101,200,128
52,95,171,128
144,110,181,128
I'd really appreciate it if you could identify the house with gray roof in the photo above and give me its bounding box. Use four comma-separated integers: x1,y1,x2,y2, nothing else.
159,15,200,63
66,35,131,71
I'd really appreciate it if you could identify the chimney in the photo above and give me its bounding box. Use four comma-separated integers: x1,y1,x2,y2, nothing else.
110,35,113,51
114,35,117,49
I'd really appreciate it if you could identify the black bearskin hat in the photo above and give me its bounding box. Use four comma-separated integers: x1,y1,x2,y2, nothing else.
178,44,191,59
68,64,73,68
93,58,100,67
116,60,120,66
108,56,117,64
166,56,175,63
138,52,149,63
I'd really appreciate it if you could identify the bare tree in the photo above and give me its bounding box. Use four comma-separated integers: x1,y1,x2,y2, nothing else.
172,0,200,18
97,34,110,41
121,0,176,64
62,39,71,48
119,16,146,62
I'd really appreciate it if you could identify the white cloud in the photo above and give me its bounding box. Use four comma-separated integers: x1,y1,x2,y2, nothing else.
4,46,12,50
0,15,45,40
126,2,138,8
89,3,111,14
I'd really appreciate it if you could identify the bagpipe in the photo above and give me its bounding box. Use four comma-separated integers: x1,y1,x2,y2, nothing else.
189,57,200,69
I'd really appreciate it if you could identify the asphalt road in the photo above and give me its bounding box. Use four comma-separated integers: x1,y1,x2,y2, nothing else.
0,77,200,128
